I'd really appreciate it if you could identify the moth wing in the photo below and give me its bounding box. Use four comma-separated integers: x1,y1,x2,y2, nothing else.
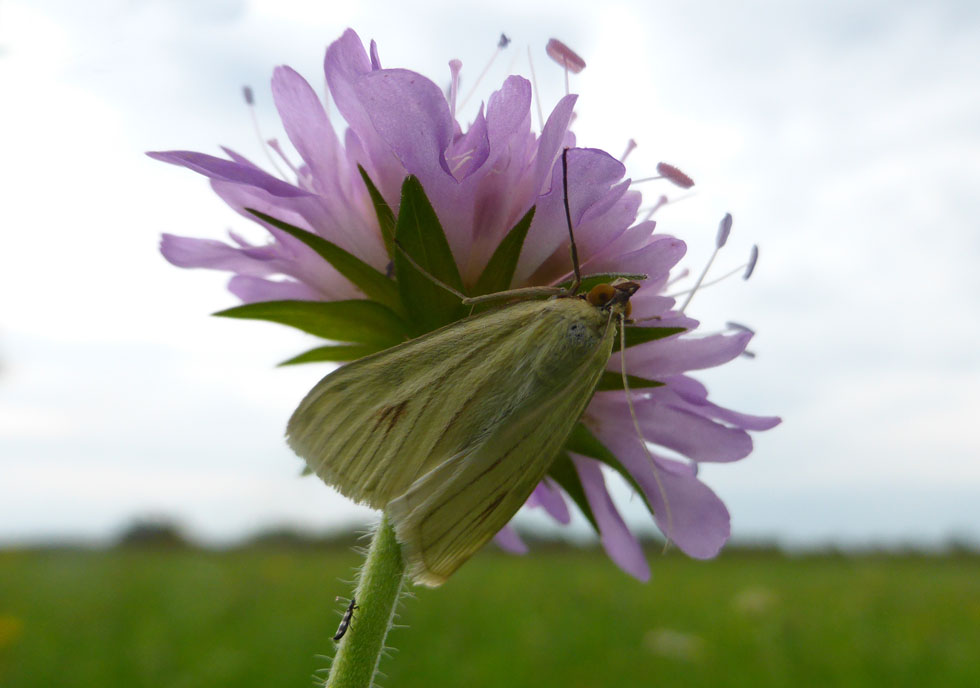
387,319,613,587
286,301,551,508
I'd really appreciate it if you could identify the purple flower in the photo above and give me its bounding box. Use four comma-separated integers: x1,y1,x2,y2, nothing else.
151,29,779,582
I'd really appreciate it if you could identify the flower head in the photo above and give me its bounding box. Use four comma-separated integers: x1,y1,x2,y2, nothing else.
151,29,779,581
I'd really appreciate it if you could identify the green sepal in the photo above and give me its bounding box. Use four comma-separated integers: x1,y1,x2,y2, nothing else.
245,208,403,316
558,272,648,294
394,175,467,334
472,206,535,296
214,300,409,347
547,452,599,532
358,165,397,261
612,326,686,353
277,343,385,366
594,370,665,392
564,423,656,517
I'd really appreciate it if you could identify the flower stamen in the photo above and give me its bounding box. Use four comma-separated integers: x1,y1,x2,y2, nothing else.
678,213,732,313
459,33,511,111
546,38,586,96
667,243,760,301
242,85,288,180
266,139,303,183
620,139,638,163
526,45,545,132
640,195,669,221
448,59,462,120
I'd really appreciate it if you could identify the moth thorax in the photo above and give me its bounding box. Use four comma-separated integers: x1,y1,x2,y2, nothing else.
586,281,639,319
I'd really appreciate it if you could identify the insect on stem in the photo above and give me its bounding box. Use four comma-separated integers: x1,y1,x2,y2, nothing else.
333,596,359,642
561,148,582,294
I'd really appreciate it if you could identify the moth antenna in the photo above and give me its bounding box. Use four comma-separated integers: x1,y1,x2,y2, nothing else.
618,312,674,551
561,148,582,293
393,240,468,300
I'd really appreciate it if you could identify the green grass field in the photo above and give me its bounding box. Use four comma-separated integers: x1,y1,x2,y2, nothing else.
1,546,978,687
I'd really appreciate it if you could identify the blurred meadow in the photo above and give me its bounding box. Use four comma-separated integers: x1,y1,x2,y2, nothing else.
2,537,979,687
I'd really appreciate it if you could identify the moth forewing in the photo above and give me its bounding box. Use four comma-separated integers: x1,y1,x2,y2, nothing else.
287,299,591,509
387,302,616,585
286,294,626,586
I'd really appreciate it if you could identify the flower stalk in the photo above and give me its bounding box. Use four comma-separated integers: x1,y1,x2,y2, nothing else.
327,515,405,688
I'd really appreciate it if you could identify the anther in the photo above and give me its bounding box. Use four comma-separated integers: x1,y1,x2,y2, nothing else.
726,322,755,334
546,38,586,95
743,245,758,279
656,162,695,189
716,213,732,248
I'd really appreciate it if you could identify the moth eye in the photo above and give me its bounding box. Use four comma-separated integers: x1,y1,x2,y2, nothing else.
624,301,632,319
586,283,616,307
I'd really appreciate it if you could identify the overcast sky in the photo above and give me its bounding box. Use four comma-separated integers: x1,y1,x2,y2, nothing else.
1,0,978,549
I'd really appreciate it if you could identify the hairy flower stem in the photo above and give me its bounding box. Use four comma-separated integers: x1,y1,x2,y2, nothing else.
327,515,405,688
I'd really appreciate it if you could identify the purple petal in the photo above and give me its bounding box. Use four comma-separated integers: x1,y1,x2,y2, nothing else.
494,524,529,554
147,150,312,198
571,454,651,581
593,429,730,559
271,66,348,199
160,234,276,276
629,292,678,320
324,31,409,200
516,148,628,283
528,478,571,524
621,330,753,376
664,375,782,431
227,275,321,303
209,178,382,301
589,394,753,463
352,69,455,182
533,94,577,194
220,146,261,169
447,105,489,181
486,76,532,147
323,29,373,96
585,234,686,281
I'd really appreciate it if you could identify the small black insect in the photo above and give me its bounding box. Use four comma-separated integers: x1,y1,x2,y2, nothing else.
333,597,358,641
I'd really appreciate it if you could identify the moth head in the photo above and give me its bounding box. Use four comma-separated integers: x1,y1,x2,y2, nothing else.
585,280,640,319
